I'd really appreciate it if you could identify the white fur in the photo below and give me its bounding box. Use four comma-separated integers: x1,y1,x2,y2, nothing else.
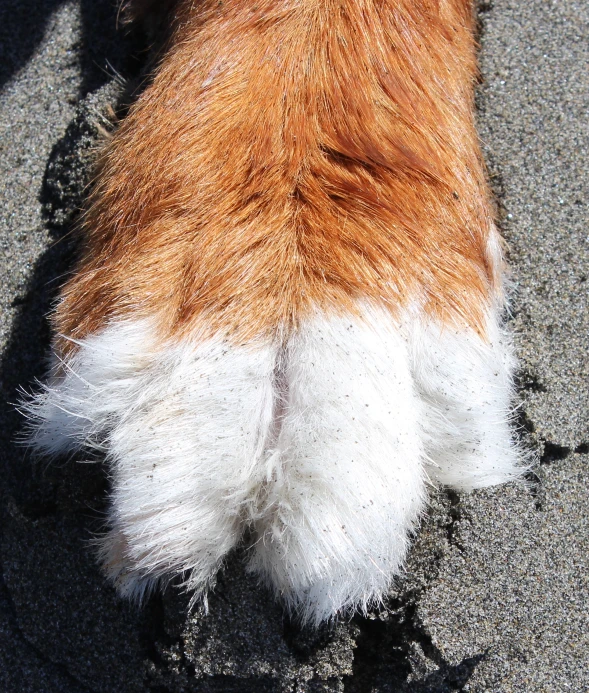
248,310,426,624
22,304,524,623
410,318,523,489
24,321,277,598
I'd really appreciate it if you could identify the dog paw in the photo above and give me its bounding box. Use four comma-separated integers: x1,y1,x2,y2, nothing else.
22,304,525,623
19,0,528,624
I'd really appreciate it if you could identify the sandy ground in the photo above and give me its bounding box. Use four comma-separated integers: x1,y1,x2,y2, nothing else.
0,1,587,691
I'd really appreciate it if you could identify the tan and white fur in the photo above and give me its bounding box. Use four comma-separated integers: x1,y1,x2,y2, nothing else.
23,0,526,624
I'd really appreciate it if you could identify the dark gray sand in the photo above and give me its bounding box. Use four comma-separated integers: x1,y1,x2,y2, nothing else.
0,1,587,691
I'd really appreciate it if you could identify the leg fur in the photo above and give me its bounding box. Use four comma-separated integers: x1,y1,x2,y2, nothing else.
21,0,528,623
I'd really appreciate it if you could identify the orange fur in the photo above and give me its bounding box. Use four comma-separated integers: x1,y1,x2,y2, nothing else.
55,0,497,355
